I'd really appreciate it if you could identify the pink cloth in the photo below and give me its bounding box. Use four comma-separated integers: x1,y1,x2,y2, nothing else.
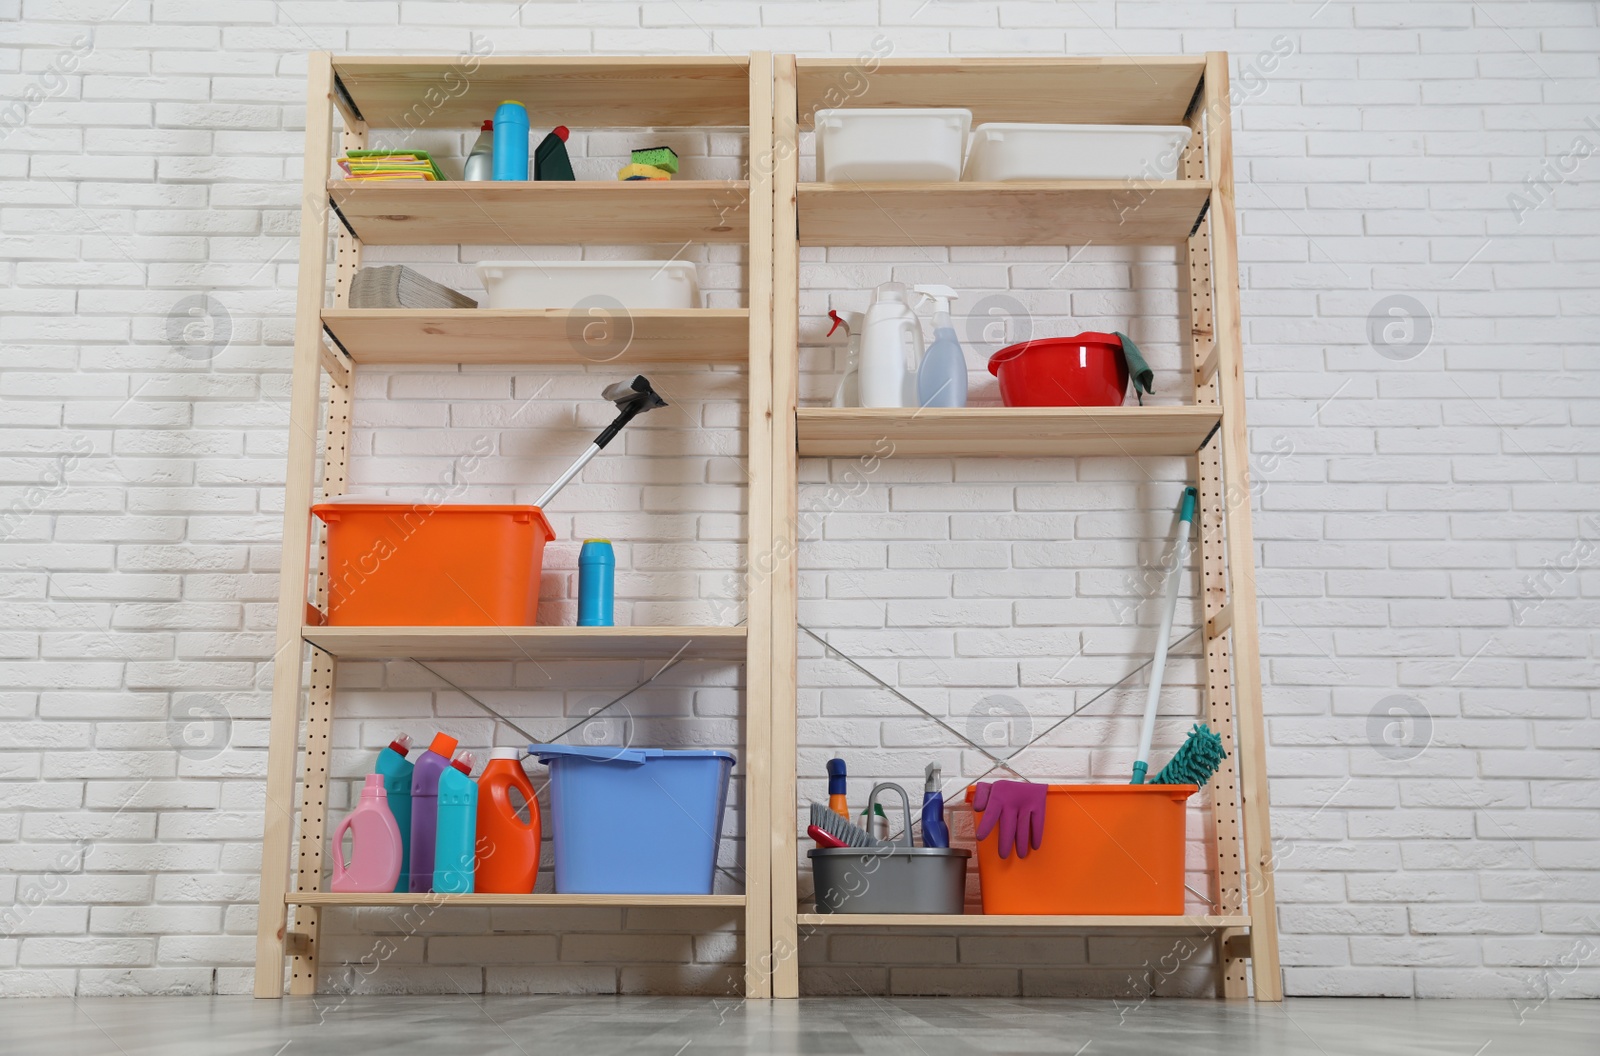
972,780,1048,860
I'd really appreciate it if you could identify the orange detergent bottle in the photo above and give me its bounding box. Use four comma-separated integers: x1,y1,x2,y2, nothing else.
475,748,541,893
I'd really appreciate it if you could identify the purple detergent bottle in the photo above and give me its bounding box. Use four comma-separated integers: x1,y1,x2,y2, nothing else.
408,732,458,893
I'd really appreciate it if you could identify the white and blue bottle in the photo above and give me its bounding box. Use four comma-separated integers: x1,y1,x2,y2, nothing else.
913,284,967,408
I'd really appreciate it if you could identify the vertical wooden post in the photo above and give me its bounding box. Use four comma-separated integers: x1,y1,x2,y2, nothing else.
767,53,802,1001
1202,50,1282,1001
254,52,336,999
742,51,776,1000
286,120,365,996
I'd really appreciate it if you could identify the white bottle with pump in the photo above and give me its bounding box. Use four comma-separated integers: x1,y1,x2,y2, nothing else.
912,284,967,408
858,282,924,408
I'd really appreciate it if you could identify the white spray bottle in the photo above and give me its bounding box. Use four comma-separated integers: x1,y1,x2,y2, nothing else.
912,284,966,408
828,309,863,408
858,281,924,408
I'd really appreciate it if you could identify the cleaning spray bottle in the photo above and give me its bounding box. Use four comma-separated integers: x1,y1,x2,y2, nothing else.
408,732,458,893
476,748,541,894
827,310,863,408
858,282,923,408
433,752,479,894
912,284,967,408
920,762,950,848
329,774,405,893
374,733,414,892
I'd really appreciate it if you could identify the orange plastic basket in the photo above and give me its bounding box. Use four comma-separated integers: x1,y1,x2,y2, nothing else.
312,503,554,626
964,783,1195,915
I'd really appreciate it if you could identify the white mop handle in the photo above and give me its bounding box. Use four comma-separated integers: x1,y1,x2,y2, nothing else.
534,442,600,509
1135,530,1189,769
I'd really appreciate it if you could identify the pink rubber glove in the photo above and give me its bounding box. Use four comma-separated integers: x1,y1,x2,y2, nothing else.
972,780,1048,860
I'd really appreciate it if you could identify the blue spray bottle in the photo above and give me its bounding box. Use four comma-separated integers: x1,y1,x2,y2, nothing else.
921,762,949,848
374,733,414,892
433,752,479,894
912,285,967,409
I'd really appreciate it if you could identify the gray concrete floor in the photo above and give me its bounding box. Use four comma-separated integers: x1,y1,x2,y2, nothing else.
1,995,1595,1055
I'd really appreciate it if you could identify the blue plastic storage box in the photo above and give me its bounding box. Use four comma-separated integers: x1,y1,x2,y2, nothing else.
530,743,735,895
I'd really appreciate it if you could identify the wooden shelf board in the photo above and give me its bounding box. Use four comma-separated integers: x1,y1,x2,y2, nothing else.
294,892,745,908
328,180,750,246
797,181,1210,247
797,406,1222,458
795,57,1206,128
332,56,752,128
321,308,750,365
301,625,748,662
795,913,1249,929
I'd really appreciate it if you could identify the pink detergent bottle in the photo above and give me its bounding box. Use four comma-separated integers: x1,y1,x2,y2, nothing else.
330,773,404,893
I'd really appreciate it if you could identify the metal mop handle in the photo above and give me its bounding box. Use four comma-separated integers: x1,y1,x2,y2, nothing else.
1132,487,1198,784
533,376,666,510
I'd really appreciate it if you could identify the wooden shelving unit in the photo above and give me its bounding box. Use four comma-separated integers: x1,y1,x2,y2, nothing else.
255,53,776,1000
321,308,750,365
796,181,1210,246
259,50,1280,1005
767,54,1281,1002
299,625,748,662
797,406,1221,458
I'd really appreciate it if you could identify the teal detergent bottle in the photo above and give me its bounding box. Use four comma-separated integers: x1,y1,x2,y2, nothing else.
374,733,414,892
433,753,479,894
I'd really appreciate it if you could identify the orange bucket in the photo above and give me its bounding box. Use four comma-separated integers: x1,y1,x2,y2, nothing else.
312,503,554,626
964,783,1195,915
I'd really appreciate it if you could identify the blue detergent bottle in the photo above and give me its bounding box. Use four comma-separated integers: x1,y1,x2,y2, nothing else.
374,733,414,892
433,752,479,894
921,762,950,848
912,284,967,408
578,539,615,627
492,100,529,180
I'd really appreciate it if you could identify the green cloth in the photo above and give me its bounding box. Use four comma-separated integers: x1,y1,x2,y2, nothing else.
1114,331,1155,405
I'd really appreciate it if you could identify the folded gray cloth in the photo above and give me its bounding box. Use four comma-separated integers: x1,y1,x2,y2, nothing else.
349,265,477,310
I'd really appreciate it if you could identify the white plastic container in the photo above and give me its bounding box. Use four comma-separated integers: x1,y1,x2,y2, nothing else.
476,261,701,310
962,123,1194,183
814,107,972,183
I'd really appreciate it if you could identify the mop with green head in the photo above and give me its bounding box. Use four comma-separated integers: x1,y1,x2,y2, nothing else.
1130,486,1228,788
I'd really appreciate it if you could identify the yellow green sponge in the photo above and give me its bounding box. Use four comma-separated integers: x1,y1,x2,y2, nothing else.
629,146,679,174
616,162,672,181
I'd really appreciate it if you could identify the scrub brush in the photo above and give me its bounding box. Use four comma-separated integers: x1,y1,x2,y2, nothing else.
1151,722,1228,788
809,802,885,848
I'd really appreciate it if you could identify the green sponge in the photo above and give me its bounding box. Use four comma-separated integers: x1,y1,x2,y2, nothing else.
630,146,679,174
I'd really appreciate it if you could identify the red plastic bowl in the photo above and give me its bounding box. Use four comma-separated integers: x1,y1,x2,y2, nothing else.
987,332,1129,408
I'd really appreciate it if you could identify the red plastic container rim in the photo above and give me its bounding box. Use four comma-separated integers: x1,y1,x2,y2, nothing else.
987,331,1123,376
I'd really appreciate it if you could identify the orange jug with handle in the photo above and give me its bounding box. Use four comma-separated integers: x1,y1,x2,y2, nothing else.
475,748,541,893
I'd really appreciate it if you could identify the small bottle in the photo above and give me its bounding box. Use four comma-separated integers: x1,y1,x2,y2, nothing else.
408,732,458,893
578,539,615,627
492,101,529,181
330,774,405,893
826,757,850,820
374,733,414,892
913,284,967,408
859,802,889,841
433,752,479,895
533,125,575,181
463,119,494,181
920,762,949,848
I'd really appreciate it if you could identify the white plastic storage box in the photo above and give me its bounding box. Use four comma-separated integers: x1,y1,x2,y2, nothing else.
962,124,1194,183
476,260,701,310
814,107,972,182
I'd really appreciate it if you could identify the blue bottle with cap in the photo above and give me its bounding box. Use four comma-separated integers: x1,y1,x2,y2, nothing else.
578,539,615,627
492,100,529,180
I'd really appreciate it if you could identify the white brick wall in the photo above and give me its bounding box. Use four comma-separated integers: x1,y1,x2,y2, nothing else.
2,0,1597,1000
